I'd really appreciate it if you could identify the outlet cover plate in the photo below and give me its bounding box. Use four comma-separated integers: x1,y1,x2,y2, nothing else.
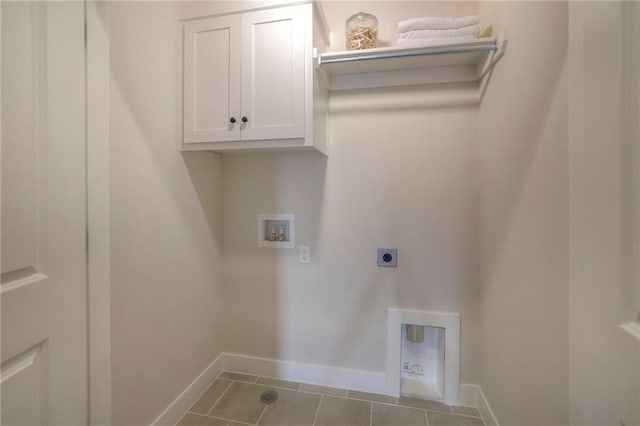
378,248,397,267
299,245,311,263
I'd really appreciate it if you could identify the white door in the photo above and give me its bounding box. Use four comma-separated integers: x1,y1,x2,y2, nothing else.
1,2,88,424
240,5,306,141
183,15,242,144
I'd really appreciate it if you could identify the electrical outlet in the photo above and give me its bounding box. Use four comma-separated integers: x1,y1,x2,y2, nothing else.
299,245,311,263
377,248,397,267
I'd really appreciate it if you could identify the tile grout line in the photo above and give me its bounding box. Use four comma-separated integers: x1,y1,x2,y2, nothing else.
449,408,483,419
311,394,323,426
343,395,440,411
178,412,257,426
185,375,477,426
254,404,268,426
296,388,451,414
253,376,273,426
423,408,452,416
174,410,189,426
344,396,398,406
206,380,234,416
256,375,304,391
224,374,458,412
177,372,227,423
396,400,450,415
296,389,347,398
201,413,257,426
225,379,259,385
196,412,254,425
221,371,260,385
426,408,483,420
176,412,210,426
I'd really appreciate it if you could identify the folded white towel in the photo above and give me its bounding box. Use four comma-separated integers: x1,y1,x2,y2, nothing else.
395,36,476,47
397,25,480,39
398,15,480,32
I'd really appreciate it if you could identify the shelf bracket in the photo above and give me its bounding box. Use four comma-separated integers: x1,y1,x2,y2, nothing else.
313,47,321,69
313,46,331,91
477,29,509,80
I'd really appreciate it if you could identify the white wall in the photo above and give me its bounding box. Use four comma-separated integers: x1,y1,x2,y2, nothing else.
476,2,569,424
222,0,482,384
568,2,640,425
109,3,224,424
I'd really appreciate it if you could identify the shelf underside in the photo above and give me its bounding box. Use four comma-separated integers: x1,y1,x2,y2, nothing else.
318,37,500,90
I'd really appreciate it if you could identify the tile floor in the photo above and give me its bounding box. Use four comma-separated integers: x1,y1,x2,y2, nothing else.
176,372,485,426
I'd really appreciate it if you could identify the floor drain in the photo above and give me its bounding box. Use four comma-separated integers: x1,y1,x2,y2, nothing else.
260,390,279,405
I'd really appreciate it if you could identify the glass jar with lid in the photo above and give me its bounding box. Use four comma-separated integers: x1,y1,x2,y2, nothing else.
345,12,378,50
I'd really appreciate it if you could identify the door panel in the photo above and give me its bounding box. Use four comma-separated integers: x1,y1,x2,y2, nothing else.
1,342,47,425
184,15,241,143
1,2,87,424
241,6,305,141
0,1,41,278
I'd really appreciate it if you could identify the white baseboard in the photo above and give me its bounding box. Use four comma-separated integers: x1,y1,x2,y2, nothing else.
457,385,498,425
457,384,499,426
459,384,479,407
152,352,498,426
151,353,224,426
476,385,499,426
223,353,387,395
454,384,499,426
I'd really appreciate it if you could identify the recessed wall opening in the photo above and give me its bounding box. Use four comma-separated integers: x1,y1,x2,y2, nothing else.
400,324,445,401
387,309,460,405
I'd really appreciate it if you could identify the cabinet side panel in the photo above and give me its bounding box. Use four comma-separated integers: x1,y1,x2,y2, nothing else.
311,4,328,154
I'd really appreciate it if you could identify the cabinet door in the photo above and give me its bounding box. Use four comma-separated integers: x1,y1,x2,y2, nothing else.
183,15,241,144
240,5,306,141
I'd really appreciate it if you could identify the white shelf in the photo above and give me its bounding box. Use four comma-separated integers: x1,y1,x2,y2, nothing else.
317,34,507,90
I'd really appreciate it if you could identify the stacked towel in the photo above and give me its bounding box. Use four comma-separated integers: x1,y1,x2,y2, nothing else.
396,15,481,47
398,15,480,33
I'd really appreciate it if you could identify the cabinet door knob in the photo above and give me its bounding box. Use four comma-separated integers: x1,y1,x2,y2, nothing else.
241,116,248,123
229,117,236,124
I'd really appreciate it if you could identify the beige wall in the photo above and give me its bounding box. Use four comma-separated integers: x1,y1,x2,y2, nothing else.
476,2,569,424
105,2,640,425
222,0,482,382
322,1,476,51
109,3,224,424
569,2,640,425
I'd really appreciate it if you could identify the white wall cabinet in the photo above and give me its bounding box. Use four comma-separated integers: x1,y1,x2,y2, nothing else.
181,2,329,154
